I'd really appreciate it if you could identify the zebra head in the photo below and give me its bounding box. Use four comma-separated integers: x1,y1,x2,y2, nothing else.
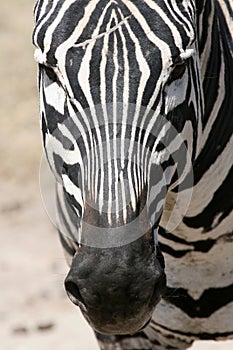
33,0,201,335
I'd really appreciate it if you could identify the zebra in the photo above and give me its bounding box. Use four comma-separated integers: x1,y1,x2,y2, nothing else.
33,0,233,349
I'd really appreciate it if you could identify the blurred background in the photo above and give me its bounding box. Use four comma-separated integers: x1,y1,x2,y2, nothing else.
0,1,232,349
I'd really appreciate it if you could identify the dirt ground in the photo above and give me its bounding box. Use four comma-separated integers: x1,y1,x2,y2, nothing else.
0,1,232,349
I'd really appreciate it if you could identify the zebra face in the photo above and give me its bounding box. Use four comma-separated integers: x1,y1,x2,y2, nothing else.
34,0,199,336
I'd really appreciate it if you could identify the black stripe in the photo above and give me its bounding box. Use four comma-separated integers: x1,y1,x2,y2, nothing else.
159,243,190,258
197,0,212,56
46,1,88,65
41,112,47,147
151,320,233,340
35,0,62,54
222,0,233,17
58,230,76,257
164,283,233,318
194,8,233,184
133,0,180,57
75,0,131,46
56,189,79,242
159,227,216,255
62,163,81,188
202,17,222,127
64,189,83,217
184,166,233,231
33,0,54,38
65,47,89,109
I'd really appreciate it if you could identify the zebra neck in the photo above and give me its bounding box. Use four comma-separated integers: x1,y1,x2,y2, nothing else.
174,0,233,239
197,0,232,83
196,0,233,149
161,0,233,236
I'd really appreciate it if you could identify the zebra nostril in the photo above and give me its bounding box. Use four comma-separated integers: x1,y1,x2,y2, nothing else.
65,280,87,312
65,280,81,303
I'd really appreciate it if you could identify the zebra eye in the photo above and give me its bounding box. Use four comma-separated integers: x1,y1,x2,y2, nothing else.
169,62,187,82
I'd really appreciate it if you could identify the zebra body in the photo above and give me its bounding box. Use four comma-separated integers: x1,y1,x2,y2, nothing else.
33,0,233,349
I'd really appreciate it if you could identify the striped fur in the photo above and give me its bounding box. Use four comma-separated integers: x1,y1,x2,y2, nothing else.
33,0,233,349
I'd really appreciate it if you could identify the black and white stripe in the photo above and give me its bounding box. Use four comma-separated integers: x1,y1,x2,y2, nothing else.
33,0,233,348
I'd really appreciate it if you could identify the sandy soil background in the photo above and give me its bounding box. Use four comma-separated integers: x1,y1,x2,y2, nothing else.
0,1,232,349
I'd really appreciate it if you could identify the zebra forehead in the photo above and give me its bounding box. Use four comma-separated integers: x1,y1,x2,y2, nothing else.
33,0,196,64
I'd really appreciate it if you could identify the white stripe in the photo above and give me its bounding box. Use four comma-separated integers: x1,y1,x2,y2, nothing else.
62,174,83,213
44,82,66,114
55,0,112,97
187,134,233,217
121,15,150,193
33,0,59,47
125,0,172,65
199,3,215,78
45,133,82,184
43,0,78,55
145,0,184,50
201,50,225,148
56,182,81,242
